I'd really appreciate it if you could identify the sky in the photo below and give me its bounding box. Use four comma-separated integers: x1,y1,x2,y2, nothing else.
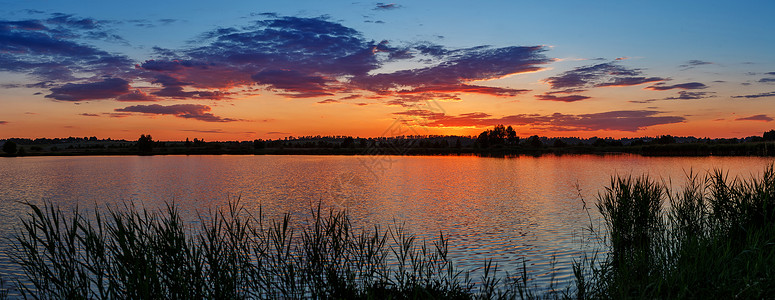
1,0,774,141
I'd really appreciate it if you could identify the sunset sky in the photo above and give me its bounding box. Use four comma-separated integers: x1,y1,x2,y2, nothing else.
1,0,774,140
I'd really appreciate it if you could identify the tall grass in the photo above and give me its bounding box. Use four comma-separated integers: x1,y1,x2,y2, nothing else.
6,200,565,299
5,164,775,299
587,165,775,298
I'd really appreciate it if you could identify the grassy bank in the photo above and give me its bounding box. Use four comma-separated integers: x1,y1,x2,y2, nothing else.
2,165,775,298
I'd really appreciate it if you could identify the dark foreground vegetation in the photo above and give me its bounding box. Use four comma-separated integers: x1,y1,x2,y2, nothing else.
2,165,775,298
2,128,775,157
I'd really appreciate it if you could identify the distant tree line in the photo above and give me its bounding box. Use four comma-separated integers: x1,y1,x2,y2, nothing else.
3,129,775,156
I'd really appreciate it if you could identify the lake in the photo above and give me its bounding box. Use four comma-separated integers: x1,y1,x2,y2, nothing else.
0,154,772,290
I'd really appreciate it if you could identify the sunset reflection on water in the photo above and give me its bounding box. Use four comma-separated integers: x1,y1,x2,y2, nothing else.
0,154,772,289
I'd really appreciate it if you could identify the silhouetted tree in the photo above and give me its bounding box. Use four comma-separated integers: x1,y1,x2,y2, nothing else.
253,139,266,149
341,136,355,148
506,126,518,145
553,139,567,147
477,131,490,148
137,134,154,153
764,130,775,141
526,135,543,148
654,135,676,144
455,138,462,148
185,138,192,147
2,140,17,155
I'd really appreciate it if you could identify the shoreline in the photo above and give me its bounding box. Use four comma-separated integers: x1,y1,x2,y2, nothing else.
2,144,775,158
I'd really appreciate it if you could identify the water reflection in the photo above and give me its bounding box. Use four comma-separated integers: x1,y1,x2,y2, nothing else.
0,154,772,290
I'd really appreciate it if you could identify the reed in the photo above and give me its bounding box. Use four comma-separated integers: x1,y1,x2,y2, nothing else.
588,164,775,298
6,200,559,299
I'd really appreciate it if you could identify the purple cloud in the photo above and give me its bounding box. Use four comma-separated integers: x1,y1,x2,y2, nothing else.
396,84,529,97
317,99,340,104
535,94,591,102
45,78,130,101
0,121,7,125
735,114,773,122
115,104,237,122
664,91,714,100
646,82,708,90
544,61,664,90
116,89,158,101
397,109,684,131
251,69,333,98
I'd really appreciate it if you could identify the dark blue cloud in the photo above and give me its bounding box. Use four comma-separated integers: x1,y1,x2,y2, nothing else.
355,46,550,92
646,82,707,90
0,20,46,31
679,60,712,68
759,78,775,83
46,13,99,30
0,16,133,83
732,91,775,99
115,104,236,122
45,78,130,101
545,62,664,89
374,3,402,10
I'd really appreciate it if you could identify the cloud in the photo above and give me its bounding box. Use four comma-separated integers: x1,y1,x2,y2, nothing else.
355,45,551,92
266,131,291,135
767,72,775,76
732,91,775,99
45,78,130,101
398,109,684,131
664,91,714,100
374,3,401,10
544,62,664,89
678,60,713,68
396,84,529,97
317,99,340,104
2,14,553,109
115,104,237,122
759,78,775,83
645,82,708,90
0,121,7,125
116,89,158,101
181,129,225,133
79,113,99,116
252,69,333,98
535,94,591,102
0,16,132,83
735,114,773,122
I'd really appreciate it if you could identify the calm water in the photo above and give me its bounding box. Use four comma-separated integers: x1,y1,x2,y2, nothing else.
0,154,772,290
